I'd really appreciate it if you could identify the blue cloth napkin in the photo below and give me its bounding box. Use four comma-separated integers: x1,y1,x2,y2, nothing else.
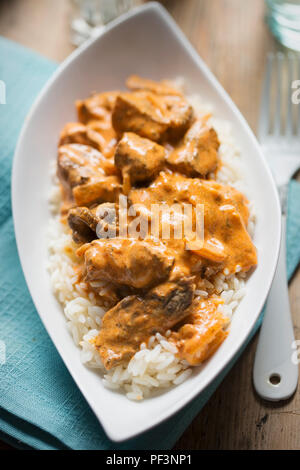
0,37,300,450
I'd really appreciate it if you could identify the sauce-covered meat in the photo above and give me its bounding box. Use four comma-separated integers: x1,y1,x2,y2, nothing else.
57,144,121,207
75,91,118,157
59,121,117,159
167,120,219,177
115,132,165,191
68,202,117,243
78,238,175,289
59,122,94,147
76,91,119,124
126,75,182,96
112,91,193,142
95,278,194,369
55,76,257,372
72,175,120,207
170,298,228,365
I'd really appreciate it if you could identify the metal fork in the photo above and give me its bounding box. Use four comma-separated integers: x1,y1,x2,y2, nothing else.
253,52,299,401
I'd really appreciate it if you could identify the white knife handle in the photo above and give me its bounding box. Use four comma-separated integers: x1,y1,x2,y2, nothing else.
253,214,298,401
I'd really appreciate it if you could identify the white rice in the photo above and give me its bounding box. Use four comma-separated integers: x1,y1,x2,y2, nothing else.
47,88,256,401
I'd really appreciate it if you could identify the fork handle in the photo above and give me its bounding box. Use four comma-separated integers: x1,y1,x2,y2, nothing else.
253,214,298,401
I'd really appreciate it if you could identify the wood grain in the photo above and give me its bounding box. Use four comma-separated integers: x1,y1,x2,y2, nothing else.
1,0,300,451
0,0,74,61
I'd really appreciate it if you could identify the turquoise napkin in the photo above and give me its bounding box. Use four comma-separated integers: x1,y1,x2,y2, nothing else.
0,37,300,450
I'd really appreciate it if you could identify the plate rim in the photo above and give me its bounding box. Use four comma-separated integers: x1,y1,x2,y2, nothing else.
11,1,281,442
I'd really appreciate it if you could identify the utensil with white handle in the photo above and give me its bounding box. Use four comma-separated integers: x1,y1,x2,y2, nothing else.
253,52,299,401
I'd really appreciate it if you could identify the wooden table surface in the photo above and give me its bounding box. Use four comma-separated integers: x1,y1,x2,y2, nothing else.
1,0,300,451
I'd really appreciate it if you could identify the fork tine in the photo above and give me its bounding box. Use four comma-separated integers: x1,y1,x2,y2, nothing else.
258,53,273,141
286,53,294,136
273,52,284,136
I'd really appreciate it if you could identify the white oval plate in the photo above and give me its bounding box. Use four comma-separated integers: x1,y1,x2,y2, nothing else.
12,2,281,442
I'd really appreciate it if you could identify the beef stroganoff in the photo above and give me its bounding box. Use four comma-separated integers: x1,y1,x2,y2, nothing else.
48,76,257,400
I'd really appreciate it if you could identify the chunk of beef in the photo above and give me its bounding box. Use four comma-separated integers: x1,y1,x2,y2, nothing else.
85,120,117,158
112,91,193,142
72,176,121,207
68,202,117,243
58,144,105,190
59,123,93,147
59,121,117,158
170,299,228,365
126,75,182,96
94,278,194,369
76,91,119,123
167,120,220,177
114,132,165,190
78,238,175,290
57,144,120,206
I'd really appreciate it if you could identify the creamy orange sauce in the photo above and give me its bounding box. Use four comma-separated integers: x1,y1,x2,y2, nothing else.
56,75,257,370
115,132,165,192
94,278,194,369
167,120,219,177
129,171,256,275
170,298,229,365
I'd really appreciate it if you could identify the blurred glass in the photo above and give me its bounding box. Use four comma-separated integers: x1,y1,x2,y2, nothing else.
266,0,300,50
70,0,141,46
